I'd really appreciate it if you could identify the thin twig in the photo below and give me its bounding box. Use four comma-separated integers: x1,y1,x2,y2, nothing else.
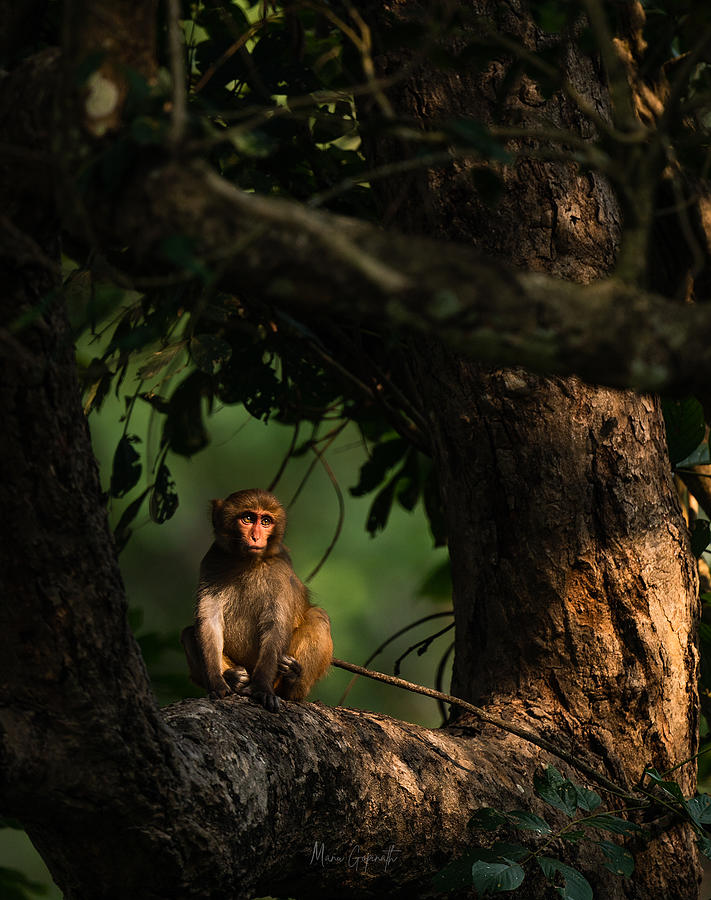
660,25,711,134
393,621,454,675
268,422,300,493
341,0,394,118
434,640,455,724
326,328,429,452
288,422,347,508
305,443,345,582
194,16,270,93
308,150,458,209
211,74,400,134
337,611,454,705
330,657,640,801
579,0,638,133
201,165,412,293
168,0,187,146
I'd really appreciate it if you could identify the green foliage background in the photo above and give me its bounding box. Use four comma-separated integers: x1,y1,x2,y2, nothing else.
0,349,451,900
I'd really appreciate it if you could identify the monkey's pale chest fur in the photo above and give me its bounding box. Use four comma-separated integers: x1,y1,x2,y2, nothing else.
219,560,300,668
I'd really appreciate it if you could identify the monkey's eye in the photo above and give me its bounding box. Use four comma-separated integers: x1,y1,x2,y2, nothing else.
241,513,256,524
261,515,274,527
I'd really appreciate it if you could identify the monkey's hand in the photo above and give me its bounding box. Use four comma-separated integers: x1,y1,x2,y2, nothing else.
278,654,302,683
243,682,281,713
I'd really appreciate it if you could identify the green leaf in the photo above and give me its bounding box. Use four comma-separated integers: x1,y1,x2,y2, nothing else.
533,766,578,817
82,358,113,415
559,829,586,842
113,486,152,554
697,832,711,860
312,112,355,144
573,785,602,813
149,462,179,524
365,477,398,536
643,767,685,802
661,397,705,465
396,449,421,512
138,342,186,380
138,392,171,414
432,850,487,892
686,794,711,825
214,339,281,422
470,859,525,894
350,437,409,497
489,842,529,862
584,815,642,836
532,766,601,816
597,839,634,877
110,434,142,498
190,334,233,375
469,808,510,831
163,372,210,457
90,282,131,330
227,128,276,158
691,519,711,558
508,810,552,834
433,840,529,890
537,857,593,900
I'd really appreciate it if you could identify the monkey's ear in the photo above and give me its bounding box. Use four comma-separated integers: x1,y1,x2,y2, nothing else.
211,499,225,530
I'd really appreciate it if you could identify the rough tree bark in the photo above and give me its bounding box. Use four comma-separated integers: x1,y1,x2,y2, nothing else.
359,0,701,895
0,0,704,898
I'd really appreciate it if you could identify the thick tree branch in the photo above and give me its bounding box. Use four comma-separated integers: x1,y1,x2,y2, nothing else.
122,161,711,394
161,696,564,899
2,48,710,396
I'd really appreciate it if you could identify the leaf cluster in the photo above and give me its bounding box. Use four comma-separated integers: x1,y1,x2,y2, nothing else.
182,0,376,218
434,765,640,897
350,437,445,544
435,760,711,896
62,0,711,554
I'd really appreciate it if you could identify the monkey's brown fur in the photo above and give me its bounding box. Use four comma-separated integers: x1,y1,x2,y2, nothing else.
181,489,333,712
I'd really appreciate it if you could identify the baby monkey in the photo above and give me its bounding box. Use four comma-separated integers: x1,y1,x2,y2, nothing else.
181,489,333,712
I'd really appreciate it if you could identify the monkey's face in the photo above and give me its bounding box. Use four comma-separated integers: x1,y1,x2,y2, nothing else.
237,509,276,555
212,490,286,558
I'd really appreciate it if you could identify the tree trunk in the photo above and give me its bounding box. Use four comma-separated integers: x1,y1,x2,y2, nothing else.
360,1,701,895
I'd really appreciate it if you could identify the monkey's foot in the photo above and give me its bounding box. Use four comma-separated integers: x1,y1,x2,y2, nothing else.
278,654,302,682
223,666,250,690
243,683,281,713
207,676,232,699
